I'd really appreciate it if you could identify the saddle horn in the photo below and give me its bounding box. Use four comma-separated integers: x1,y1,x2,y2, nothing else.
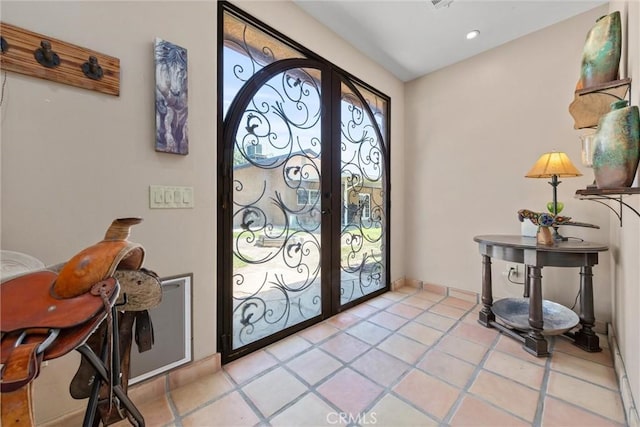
104,217,143,241
53,218,145,298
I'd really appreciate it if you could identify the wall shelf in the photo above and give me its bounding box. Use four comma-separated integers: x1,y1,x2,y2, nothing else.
575,186,640,226
569,78,631,129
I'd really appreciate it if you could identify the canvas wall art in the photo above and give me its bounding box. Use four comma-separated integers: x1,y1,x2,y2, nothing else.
155,38,188,155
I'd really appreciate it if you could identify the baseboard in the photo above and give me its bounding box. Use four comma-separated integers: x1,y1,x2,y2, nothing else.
398,278,479,303
608,323,640,426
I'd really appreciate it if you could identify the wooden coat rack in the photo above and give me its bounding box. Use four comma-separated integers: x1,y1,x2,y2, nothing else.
0,22,120,96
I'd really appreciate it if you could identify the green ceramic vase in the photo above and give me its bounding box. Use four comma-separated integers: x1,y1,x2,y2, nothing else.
577,11,621,89
592,100,640,188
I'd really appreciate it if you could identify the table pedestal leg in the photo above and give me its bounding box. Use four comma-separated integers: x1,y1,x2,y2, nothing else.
525,266,549,357
478,255,495,326
573,265,602,352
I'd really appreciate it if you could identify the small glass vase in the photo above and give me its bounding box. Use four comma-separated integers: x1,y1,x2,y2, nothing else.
580,132,597,188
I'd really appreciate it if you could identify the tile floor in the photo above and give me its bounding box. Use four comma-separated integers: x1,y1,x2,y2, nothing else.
117,287,626,426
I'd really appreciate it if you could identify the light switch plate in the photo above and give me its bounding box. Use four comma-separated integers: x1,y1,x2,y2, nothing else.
150,185,194,209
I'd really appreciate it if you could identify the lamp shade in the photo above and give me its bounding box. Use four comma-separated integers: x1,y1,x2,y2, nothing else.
525,151,582,178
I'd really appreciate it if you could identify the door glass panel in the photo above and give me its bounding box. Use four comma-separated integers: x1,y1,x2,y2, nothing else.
222,10,305,119
340,82,387,305
231,68,322,349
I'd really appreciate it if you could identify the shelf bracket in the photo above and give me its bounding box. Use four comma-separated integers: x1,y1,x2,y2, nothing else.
575,188,640,227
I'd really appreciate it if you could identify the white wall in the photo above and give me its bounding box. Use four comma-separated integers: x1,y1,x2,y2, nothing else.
2,1,218,422
0,1,405,423
404,5,614,320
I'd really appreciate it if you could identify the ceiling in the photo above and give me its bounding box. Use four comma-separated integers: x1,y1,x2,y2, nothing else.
292,0,607,82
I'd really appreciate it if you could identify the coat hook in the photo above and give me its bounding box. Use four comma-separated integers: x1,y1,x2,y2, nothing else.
34,40,60,68
1,37,8,54
82,55,103,80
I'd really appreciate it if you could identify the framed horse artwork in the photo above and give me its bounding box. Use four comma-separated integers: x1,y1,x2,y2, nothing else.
155,38,188,155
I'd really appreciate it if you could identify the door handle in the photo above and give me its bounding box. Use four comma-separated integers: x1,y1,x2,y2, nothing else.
322,209,331,215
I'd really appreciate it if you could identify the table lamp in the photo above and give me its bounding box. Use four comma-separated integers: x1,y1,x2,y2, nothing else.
525,151,582,241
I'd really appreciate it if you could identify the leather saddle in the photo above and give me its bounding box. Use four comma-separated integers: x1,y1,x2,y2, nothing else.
0,218,146,426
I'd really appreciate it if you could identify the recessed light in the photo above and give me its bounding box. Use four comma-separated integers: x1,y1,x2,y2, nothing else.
466,30,480,40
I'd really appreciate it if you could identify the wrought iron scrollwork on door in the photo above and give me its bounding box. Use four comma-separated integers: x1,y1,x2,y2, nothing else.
230,66,323,347
339,84,387,305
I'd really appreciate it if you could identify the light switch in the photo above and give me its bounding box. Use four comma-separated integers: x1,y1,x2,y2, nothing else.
154,191,164,204
150,185,194,209
182,188,193,206
180,187,195,208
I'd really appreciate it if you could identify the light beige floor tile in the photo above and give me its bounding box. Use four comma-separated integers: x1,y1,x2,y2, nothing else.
242,367,307,417
143,295,627,427
170,371,235,415
450,322,499,347
401,295,436,310
317,368,384,415
547,371,625,424
265,335,313,362
320,333,370,363
461,310,482,325
550,351,618,390
351,348,411,387
484,350,545,389
429,303,468,319
346,320,392,345
414,311,457,332
127,395,175,426
385,302,424,319
413,290,446,302
553,336,613,367
381,290,409,300
378,334,428,364
365,296,395,309
397,322,443,346
448,289,478,303
299,322,340,343
326,312,361,330
494,335,546,366
441,296,476,310
417,349,476,388
270,393,336,427
128,376,166,404
168,355,219,390
369,394,438,426
347,302,380,318
181,391,259,427
393,369,460,421
469,370,538,422
449,394,529,427
435,335,489,365
368,311,409,331
286,348,342,385
541,396,623,426
223,349,279,385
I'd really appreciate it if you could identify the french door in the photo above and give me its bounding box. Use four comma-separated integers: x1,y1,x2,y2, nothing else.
218,2,389,363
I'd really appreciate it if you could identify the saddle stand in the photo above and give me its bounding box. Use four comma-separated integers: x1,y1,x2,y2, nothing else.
77,301,144,427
